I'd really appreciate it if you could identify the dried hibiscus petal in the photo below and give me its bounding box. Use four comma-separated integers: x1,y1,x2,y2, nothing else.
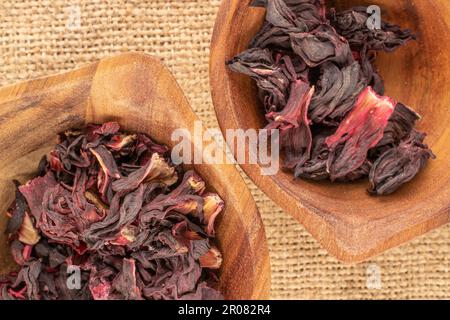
284,0,326,26
309,61,367,125
329,6,416,53
10,240,27,266
18,213,40,246
199,247,223,270
10,260,42,300
375,102,421,152
266,0,301,29
290,24,353,68
329,6,415,95
112,258,142,300
111,153,177,193
369,130,435,195
251,0,326,38
106,134,136,151
39,185,82,248
90,145,121,179
92,122,121,136
202,193,225,236
294,129,331,181
227,48,299,112
325,86,396,180
19,172,57,221
265,80,314,169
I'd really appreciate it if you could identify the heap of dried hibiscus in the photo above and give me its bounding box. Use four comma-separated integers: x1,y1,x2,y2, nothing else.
1,122,224,300
228,0,435,195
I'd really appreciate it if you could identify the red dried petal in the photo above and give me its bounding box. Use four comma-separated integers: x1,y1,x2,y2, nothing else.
90,145,121,179
326,86,396,180
202,193,224,237
19,172,58,221
266,80,314,169
112,153,177,193
93,122,120,136
90,279,112,300
110,226,139,246
199,247,223,270
8,286,27,300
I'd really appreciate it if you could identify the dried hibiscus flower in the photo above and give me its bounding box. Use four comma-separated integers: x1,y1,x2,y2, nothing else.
249,0,327,49
369,130,435,195
329,6,416,94
374,102,421,153
228,0,435,195
329,6,416,53
227,48,308,112
290,24,353,68
309,61,366,125
265,79,315,169
1,122,224,300
325,87,396,181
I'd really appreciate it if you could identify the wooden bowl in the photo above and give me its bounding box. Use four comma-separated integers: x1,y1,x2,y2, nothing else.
0,52,270,299
210,0,450,263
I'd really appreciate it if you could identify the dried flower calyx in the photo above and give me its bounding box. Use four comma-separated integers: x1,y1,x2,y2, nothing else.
369,130,435,195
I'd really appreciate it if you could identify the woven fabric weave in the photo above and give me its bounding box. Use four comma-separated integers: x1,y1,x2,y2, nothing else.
0,0,448,299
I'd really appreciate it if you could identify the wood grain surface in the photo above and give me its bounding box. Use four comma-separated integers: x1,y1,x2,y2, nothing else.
210,0,450,263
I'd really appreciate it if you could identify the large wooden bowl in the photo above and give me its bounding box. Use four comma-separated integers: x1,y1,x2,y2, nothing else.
210,0,450,263
0,52,270,299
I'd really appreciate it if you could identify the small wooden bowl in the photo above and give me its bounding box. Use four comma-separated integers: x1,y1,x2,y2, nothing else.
0,52,270,299
210,0,450,263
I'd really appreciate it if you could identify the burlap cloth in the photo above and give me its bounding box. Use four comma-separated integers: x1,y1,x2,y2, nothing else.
0,0,448,300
